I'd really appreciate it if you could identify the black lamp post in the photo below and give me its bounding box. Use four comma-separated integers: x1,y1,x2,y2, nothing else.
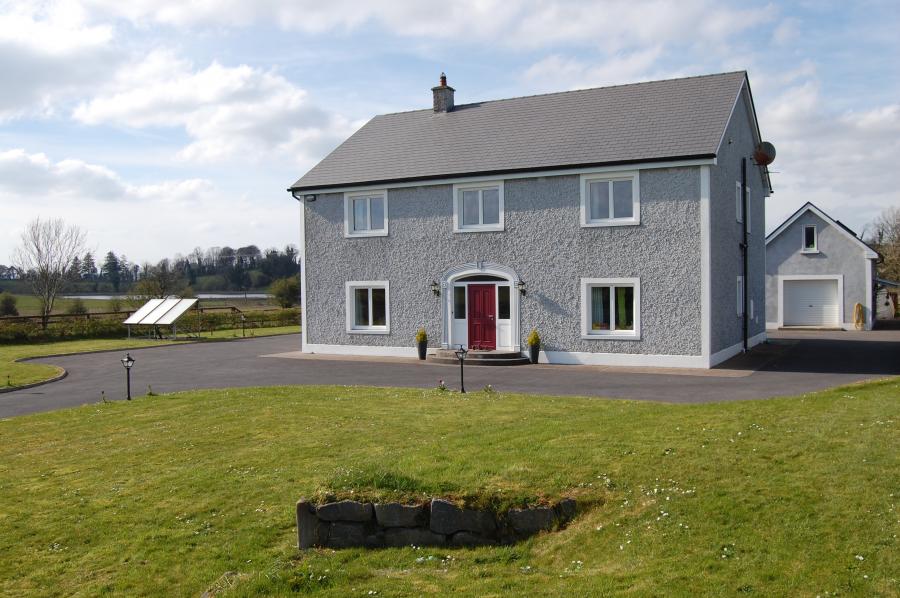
121,353,135,400
454,344,468,393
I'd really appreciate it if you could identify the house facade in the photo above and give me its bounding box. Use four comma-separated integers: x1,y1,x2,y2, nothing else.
289,72,772,368
765,203,878,330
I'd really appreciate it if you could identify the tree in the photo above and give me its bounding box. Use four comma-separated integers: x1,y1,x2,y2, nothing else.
867,206,900,282
102,251,121,292
0,292,18,316
81,252,97,280
69,256,82,281
270,276,300,308
12,218,86,328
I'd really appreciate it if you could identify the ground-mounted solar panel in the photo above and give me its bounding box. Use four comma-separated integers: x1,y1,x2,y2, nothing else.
122,298,165,325
137,298,182,325
154,298,198,325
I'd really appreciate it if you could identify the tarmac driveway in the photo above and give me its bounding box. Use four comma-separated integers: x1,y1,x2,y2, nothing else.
1,329,898,418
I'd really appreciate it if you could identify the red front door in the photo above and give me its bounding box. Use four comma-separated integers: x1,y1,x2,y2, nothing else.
467,284,496,350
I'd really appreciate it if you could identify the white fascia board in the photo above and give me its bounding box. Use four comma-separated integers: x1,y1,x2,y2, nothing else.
295,158,715,196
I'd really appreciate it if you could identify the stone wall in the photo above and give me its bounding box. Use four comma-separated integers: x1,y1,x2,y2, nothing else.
297,497,577,549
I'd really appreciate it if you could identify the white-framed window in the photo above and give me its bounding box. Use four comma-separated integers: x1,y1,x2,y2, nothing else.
736,276,744,316
344,190,388,237
345,281,389,334
452,181,504,232
735,181,743,223
580,171,640,227
802,224,818,253
580,278,640,339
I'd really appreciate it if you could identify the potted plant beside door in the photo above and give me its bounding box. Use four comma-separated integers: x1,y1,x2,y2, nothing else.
526,329,541,364
416,328,428,360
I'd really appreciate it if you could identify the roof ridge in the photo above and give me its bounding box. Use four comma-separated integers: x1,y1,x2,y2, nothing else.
376,70,748,117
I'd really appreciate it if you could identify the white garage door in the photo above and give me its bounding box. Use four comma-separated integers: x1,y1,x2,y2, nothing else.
784,279,840,326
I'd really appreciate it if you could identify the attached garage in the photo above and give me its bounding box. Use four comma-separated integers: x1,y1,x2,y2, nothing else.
782,277,841,327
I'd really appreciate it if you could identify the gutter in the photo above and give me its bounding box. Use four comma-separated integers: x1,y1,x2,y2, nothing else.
286,153,718,194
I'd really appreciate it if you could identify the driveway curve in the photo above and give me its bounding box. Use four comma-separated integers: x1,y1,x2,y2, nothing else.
1,330,898,418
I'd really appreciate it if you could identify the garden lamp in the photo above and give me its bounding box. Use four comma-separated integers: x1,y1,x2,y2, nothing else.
120,353,135,400
454,344,468,393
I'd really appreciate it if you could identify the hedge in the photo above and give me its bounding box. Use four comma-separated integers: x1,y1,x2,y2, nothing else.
0,308,300,344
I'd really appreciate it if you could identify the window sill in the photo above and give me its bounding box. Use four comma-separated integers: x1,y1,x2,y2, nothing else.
344,230,388,238
581,333,641,341
347,328,390,335
453,226,504,233
581,218,640,228
800,249,819,254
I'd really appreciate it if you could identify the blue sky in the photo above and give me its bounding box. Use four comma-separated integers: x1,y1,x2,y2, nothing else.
1,0,898,263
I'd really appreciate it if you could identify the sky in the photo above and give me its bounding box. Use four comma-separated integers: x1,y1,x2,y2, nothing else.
1,0,898,264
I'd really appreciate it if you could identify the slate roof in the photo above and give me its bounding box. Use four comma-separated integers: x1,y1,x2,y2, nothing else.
290,71,749,191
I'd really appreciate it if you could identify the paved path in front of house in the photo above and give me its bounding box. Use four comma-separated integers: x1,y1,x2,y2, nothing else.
2,330,898,418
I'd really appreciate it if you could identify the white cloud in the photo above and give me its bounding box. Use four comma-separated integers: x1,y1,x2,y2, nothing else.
82,0,775,51
0,148,212,202
523,48,669,91
761,82,900,234
0,1,118,119
72,50,357,164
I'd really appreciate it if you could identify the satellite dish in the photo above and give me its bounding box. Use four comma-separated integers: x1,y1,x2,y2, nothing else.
753,141,776,166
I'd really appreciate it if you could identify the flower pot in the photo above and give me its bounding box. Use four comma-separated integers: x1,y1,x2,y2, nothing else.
528,343,540,364
417,340,427,360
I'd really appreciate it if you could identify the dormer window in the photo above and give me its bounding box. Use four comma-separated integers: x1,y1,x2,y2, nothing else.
452,181,504,232
802,224,817,253
344,190,388,237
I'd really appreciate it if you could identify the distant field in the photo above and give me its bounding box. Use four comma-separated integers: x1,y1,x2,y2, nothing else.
3,294,277,317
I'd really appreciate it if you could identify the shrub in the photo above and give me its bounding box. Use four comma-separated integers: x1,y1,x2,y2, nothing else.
415,328,427,342
66,298,88,315
0,292,18,316
271,276,300,308
526,329,541,347
109,298,122,313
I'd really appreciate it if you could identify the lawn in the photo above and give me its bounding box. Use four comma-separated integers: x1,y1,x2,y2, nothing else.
0,380,897,596
0,326,300,389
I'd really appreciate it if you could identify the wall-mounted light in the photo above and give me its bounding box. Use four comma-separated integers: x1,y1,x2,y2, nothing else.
516,280,527,296
430,281,441,296
305,194,317,202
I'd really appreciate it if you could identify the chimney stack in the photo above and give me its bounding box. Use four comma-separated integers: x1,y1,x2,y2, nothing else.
432,72,455,113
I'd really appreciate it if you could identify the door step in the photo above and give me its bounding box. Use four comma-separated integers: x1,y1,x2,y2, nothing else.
430,349,531,366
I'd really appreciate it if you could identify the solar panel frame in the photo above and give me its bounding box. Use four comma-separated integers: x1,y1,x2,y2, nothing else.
122,298,165,325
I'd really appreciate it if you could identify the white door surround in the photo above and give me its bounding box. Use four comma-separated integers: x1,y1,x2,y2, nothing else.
440,261,521,350
778,275,843,328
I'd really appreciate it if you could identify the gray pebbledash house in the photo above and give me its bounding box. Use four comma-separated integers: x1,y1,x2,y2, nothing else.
288,72,773,368
765,202,878,330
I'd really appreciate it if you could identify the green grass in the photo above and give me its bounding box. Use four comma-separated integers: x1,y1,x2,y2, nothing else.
0,326,300,389
0,380,897,596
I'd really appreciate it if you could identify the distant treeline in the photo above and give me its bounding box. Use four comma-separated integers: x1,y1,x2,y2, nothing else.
0,244,299,294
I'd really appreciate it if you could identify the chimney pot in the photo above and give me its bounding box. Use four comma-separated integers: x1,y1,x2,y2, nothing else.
432,72,455,113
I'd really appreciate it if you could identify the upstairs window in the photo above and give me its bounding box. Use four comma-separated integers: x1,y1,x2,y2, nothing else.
580,278,640,339
736,181,743,223
581,172,640,227
344,190,388,237
453,182,504,232
345,281,389,333
802,225,818,253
